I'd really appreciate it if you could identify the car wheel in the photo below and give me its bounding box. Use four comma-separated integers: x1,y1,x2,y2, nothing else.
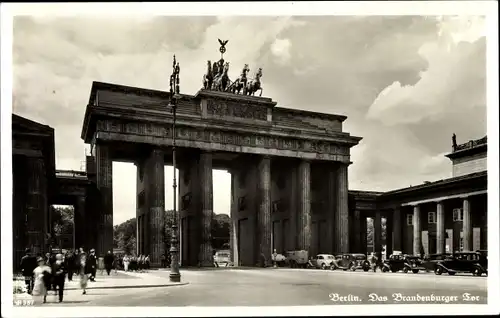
350,264,356,271
382,267,389,273
321,263,327,270
412,269,419,274
330,264,336,271
473,268,482,276
448,272,456,276
435,267,443,275
403,267,409,273
363,267,369,272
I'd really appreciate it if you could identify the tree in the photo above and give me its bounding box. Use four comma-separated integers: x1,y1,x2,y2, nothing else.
51,206,74,248
113,211,232,255
366,217,387,249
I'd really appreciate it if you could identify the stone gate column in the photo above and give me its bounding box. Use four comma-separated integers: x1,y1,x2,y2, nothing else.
462,197,472,251
352,210,361,253
148,149,165,267
360,215,368,254
374,211,382,257
297,160,311,252
229,170,239,266
413,205,421,256
258,156,272,266
96,144,113,256
199,152,214,266
74,196,86,251
392,207,402,252
436,201,446,254
26,157,48,255
335,163,349,253
385,214,393,258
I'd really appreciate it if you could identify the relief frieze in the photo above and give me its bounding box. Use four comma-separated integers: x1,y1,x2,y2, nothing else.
206,99,267,121
100,119,349,156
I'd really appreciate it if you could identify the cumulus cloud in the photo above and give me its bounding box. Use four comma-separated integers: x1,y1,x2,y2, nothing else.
12,15,487,222
270,38,292,64
366,16,486,125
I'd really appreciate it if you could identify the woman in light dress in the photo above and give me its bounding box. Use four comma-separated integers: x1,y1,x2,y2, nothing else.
79,252,88,295
123,255,130,272
32,257,51,304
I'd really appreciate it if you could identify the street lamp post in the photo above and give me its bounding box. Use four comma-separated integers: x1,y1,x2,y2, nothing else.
168,55,181,283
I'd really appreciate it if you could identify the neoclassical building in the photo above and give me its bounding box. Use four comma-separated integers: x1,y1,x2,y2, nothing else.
11,107,488,269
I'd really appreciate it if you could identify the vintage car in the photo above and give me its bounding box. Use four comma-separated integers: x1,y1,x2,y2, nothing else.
286,250,309,268
307,254,336,269
331,253,371,271
435,251,488,276
381,254,425,273
214,249,231,267
422,253,453,272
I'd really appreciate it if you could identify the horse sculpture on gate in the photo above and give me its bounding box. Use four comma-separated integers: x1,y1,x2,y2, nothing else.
231,64,250,95
202,60,213,90
212,62,230,92
245,68,263,96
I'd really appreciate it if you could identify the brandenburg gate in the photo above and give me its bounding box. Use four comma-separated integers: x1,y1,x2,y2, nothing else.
80,43,362,267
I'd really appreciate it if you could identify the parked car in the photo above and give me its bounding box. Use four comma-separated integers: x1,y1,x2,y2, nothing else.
434,251,487,276
286,250,309,268
332,253,371,271
214,249,231,267
381,254,425,273
308,254,336,269
422,253,453,272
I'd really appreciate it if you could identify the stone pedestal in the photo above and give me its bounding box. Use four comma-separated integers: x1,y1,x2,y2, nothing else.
462,198,472,251
436,201,446,254
392,207,402,252
297,160,311,252
413,205,421,256
257,156,272,266
96,144,113,256
335,164,349,253
199,152,214,266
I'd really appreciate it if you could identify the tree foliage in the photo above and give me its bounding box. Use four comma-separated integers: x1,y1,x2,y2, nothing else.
366,217,387,246
113,211,231,255
51,206,74,246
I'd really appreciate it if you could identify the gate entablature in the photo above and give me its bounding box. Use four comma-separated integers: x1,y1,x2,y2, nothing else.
81,83,361,163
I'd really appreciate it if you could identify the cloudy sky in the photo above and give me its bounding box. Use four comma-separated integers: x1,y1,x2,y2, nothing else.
12,15,487,225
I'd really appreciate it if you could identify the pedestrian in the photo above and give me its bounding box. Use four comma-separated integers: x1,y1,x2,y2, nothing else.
123,254,130,272
65,250,75,282
32,257,51,304
104,251,114,276
371,253,378,272
161,254,166,268
52,254,67,303
79,251,88,295
213,250,219,268
145,255,150,272
20,248,37,294
87,249,97,281
130,256,137,272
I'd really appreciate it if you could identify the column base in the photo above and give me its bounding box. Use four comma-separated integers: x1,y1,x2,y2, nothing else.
169,272,181,282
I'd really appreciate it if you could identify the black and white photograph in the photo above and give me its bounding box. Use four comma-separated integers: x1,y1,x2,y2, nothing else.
1,1,499,317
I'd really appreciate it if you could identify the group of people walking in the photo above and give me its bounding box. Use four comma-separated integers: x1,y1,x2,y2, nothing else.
19,247,109,304
120,254,150,272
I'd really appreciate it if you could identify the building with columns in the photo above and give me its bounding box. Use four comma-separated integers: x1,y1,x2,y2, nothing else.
355,135,487,259
11,97,488,270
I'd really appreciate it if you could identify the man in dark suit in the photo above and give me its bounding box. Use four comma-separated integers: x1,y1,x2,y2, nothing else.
20,248,37,294
104,250,114,276
86,249,97,281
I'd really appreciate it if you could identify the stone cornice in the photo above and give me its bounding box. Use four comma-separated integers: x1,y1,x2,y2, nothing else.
84,105,361,147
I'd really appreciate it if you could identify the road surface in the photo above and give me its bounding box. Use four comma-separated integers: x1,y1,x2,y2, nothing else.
62,267,487,306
